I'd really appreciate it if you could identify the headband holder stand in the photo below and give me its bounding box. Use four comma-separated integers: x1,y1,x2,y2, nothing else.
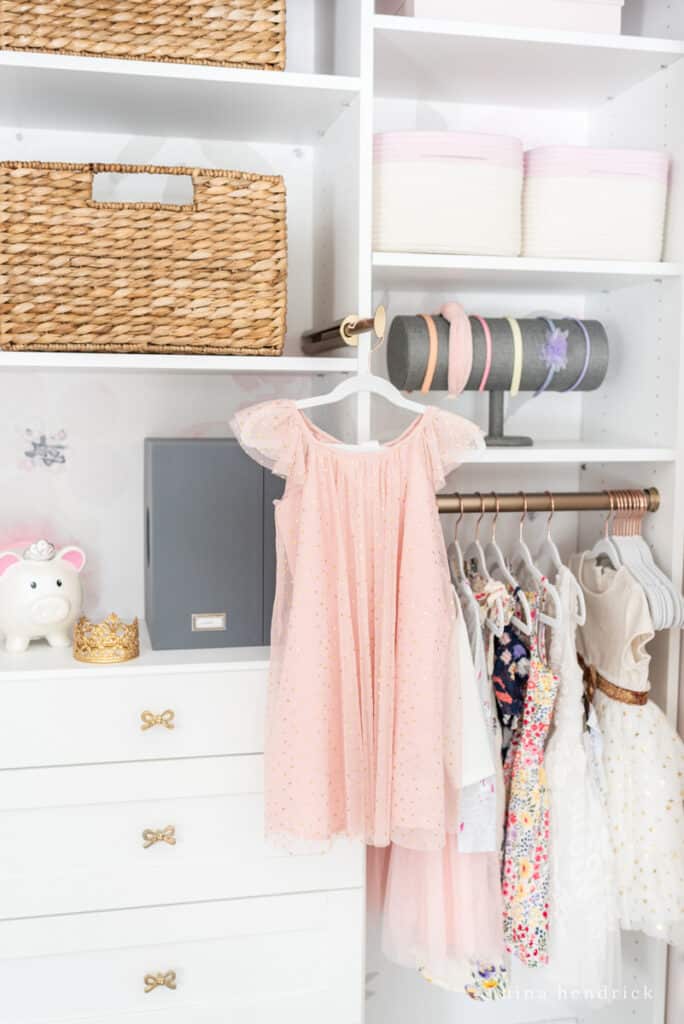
487,390,532,447
387,315,609,447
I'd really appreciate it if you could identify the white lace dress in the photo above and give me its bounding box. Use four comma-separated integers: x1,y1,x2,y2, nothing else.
572,554,684,949
526,565,622,997
453,576,503,854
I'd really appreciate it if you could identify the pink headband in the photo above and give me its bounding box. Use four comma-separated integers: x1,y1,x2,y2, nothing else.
472,315,493,392
441,302,473,396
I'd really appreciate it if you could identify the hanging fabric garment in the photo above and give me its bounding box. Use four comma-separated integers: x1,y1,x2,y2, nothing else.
232,399,483,849
571,553,684,949
501,598,558,967
446,587,496,835
490,591,531,763
454,576,504,853
529,565,622,995
368,592,504,991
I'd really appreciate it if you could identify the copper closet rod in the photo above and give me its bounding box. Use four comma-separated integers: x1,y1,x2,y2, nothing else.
437,488,660,515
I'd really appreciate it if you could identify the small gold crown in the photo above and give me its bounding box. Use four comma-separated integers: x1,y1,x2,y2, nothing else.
73,613,140,665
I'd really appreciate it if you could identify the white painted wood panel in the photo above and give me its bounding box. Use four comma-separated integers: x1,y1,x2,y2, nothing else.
374,14,684,109
0,52,360,143
0,757,364,919
0,665,268,768
0,890,365,1024
0,352,359,374
372,253,681,293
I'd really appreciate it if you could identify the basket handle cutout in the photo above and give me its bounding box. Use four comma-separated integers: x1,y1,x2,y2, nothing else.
89,170,196,211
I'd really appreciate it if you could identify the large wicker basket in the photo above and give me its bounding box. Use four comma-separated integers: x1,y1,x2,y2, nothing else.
0,162,287,356
0,1,286,70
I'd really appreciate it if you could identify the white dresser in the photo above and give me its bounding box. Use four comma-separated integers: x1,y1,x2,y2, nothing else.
0,629,366,1023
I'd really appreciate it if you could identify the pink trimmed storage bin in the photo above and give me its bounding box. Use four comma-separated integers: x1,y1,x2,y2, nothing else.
522,146,670,261
373,131,523,256
376,1,624,35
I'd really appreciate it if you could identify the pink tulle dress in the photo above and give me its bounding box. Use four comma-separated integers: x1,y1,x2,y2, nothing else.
231,399,484,850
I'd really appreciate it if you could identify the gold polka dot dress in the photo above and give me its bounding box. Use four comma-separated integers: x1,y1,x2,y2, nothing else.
571,553,684,948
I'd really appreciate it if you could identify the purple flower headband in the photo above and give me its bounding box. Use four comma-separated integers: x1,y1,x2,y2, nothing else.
535,319,568,396
535,318,592,396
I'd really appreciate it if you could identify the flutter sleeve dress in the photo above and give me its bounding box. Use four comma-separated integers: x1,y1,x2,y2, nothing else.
571,554,684,949
231,400,484,851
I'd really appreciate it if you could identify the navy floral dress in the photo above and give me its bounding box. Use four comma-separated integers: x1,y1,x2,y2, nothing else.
492,620,530,730
492,589,531,767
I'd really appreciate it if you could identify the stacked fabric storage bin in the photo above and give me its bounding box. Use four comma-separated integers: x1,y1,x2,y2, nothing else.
522,145,670,261
373,131,523,256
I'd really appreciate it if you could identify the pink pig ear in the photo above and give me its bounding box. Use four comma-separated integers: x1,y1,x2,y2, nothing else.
0,552,21,577
57,546,86,573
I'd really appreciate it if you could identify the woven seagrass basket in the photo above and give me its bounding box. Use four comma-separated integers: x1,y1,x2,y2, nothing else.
0,162,287,356
0,1,286,70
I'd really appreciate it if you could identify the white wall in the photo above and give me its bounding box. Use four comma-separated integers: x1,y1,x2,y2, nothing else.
0,371,309,621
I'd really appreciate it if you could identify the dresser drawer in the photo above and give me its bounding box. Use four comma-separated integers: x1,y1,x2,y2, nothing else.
0,665,267,768
0,890,364,1024
0,757,364,919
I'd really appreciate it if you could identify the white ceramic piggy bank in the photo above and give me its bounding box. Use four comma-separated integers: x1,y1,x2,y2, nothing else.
0,539,86,654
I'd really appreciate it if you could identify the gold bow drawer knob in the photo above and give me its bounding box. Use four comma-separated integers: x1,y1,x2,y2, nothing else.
144,970,177,993
140,709,175,731
142,825,176,849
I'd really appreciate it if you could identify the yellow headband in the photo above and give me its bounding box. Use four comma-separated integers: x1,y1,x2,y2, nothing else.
506,316,523,398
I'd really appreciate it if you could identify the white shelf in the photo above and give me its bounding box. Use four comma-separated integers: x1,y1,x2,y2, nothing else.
0,621,270,680
0,51,361,142
373,252,681,292
466,443,677,465
0,352,359,374
374,15,684,109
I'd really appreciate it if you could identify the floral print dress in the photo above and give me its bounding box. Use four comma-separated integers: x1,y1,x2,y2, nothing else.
492,620,529,728
500,602,558,967
491,594,531,766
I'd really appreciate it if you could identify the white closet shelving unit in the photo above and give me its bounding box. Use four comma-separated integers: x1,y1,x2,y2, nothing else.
0,351,358,373
0,0,683,1022
0,3,367,374
0,7,371,1024
364,2,684,1023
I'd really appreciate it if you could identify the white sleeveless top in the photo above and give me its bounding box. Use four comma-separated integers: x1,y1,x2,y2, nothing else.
570,553,654,694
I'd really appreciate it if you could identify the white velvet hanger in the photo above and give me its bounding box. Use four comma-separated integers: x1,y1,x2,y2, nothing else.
482,493,533,636
590,494,622,570
464,493,494,584
610,491,680,630
296,372,425,415
448,497,468,583
448,498,484,629
536,492,586,625
462,494,505,637
507,493,562,630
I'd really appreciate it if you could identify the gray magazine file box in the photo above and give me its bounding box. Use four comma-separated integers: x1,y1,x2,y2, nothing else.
144,438,283,650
